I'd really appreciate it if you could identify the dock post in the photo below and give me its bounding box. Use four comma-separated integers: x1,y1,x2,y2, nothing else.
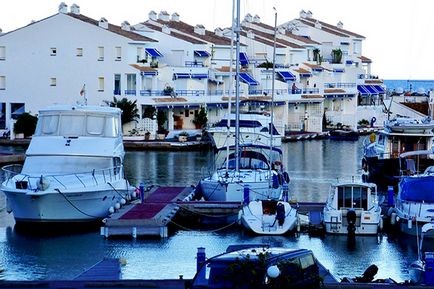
197,247,206,279
387,186,394,206
132,227,137,238
243,185,250,205
139,183,145,203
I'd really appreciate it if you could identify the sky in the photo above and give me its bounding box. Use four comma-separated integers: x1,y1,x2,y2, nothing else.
1,0,433,80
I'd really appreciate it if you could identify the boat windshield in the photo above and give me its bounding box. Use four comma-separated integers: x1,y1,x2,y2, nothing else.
34,113,120,137
223,151,270,170
400,176,434,202
337,186,368,210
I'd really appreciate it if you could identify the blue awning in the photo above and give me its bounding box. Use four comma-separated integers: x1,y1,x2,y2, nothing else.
346,60,353,65
140,71,158,76
373,85,385,94
194,50,210,57
145,48,163,57
357,85,370,96
299,73,312,78
333,69,345,73
239,52,249,65
365,85,379,95
191,73,208,79
239,72,259,86
277,71,296,81
174,73,191,79
312,68,323,72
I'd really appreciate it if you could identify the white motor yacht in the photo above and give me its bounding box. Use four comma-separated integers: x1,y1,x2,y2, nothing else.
208,112,282,149
1,105,132,223
323,181,382,235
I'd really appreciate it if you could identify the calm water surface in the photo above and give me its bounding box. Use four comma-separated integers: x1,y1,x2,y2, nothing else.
0,139,428,281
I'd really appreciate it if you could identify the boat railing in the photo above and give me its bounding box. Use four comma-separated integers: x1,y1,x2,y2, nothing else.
2,164,124,191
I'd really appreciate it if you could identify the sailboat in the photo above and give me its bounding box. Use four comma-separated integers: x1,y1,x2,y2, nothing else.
198,1,288,203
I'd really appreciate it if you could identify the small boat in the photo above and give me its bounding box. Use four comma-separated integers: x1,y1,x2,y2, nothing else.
323,181,382,235
208,112,282,149
1,105,133,223
409,223,434,285
328,129,359,141
392,159,434,236
362,116,434,191
186,244,338,289
239,187,298,235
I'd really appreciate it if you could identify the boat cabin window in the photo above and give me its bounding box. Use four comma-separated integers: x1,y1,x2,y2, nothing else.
224,151,270,170
35,113,119,137
338,186,368,209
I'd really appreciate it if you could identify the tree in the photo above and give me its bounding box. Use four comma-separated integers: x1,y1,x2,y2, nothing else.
331,49,343,64
156,110,167,134
193,107,208,129
14,113,38,137
104,97,139,124
313,48,320,62
142,106,156,119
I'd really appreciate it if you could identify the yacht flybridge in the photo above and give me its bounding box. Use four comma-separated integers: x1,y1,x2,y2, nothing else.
1,105,132,223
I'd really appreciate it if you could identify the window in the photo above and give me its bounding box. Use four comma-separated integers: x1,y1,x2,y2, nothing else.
0,76,5,90
0,103,5,129
0,46,5,60
98,46,104,61
50,47,57,56
50,78,57,86
137,47,144,63
11,103,24,120
114,74,121,95
98,77,104,92
126,74,136,95
76,48,83,57
115,46,122,61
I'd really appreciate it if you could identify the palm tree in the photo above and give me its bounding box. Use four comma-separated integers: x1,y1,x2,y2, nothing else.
104,97,139,124
331,49,343,64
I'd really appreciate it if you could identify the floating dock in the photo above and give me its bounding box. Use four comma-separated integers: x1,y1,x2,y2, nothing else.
74,258,121,281
101,186,194,238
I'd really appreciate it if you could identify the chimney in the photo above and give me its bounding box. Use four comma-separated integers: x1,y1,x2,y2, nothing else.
314,20,321,29
149,10,157,21
244,13,253,22
171,12,180,22
70,3,80,15
99,17,108,29
306,10,313,18
162,25,170,34
121,21,131,31
337,21,343,29
214,28,223,37
253,15,260,23
247,30,254,39
299,10,307,18
158,11,170,21
194,24,206,35
58,2,68,14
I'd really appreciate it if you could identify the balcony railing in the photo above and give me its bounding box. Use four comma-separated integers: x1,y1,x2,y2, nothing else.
125,90,136,96
185,61,204,67
175,90,205,96
324,83,356,88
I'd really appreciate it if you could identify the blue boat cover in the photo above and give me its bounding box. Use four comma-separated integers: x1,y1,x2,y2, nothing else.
239,73,259,85
277,71,296,81
399,176,434,202
239,52,249,65
145,48,163,57
194,50,210,57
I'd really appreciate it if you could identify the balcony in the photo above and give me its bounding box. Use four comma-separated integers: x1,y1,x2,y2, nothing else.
113,89,121,95
185,61,204,67
125,90,136,96
324,83,356,88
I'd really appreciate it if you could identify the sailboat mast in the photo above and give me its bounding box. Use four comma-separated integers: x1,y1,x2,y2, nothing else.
235,0,241,173
269,8,277,184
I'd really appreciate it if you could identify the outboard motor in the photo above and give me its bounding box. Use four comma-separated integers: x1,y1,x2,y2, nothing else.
347,209,357,235
276,203,285,226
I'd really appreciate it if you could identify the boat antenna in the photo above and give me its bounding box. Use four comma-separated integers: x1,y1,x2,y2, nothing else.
225,0,236,172
234,0,241,173
269,7,277,188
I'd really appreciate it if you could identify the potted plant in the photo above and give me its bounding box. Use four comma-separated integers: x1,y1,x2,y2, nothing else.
193,107,208,129
162,86,174,96
331,48,343,64
178,131,188,142
145,131,151,140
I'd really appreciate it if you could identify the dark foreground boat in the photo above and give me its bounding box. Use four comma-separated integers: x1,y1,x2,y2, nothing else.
328,129,359,141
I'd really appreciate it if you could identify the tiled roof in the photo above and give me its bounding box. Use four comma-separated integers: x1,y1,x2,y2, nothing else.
152,97,187,102
241,27,304,49
143,22,207,44
129,64,158,72
240,31,286,48
301,94,323,99
324,88,346,94
67,13,157,42
154,19,233,46
359,55,372,63
294,67,311,74
216,66,247,72
284,32,320,45
302,17,365,39
365,79,383,84
303,63,325,70
298,19,349,38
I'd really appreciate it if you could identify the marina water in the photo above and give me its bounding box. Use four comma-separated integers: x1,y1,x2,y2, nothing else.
0,138,432,282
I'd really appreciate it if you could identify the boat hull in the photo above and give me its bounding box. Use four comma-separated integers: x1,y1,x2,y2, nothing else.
2,181,130,223
323,210,381,235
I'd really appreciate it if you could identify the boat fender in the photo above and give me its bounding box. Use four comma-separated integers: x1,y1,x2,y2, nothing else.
408,218,412,230
390,212,396,225
115,203,121,210
347,209,357,235
109,206,115,214
6,198,12,214
120,198,126,205
276,203,285,226
379,217,383,231
237,210,242,224
283,172,290,184
36,175,50,191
